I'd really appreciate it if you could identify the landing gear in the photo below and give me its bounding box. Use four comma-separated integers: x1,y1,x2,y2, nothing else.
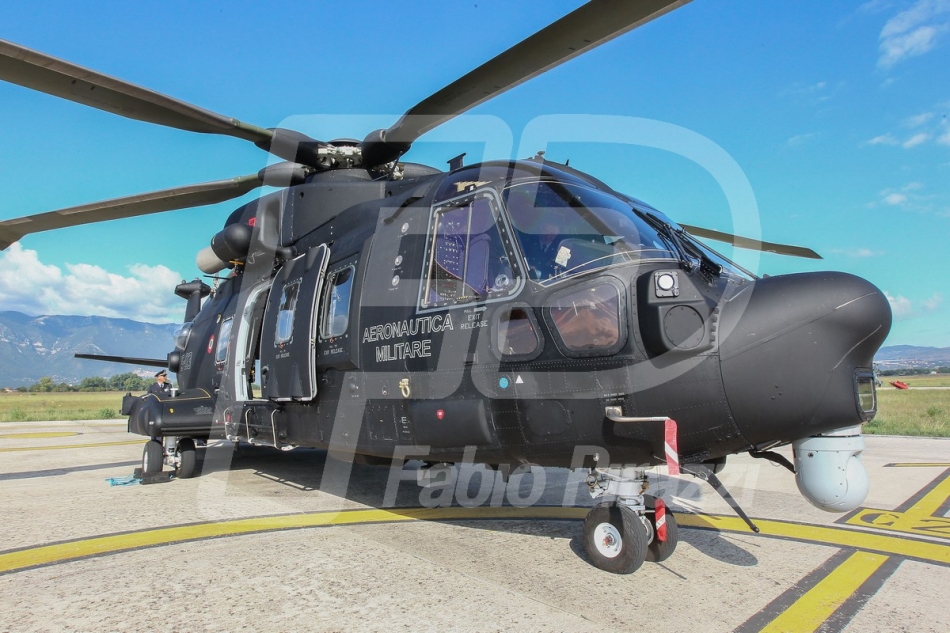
583,503,648,574
141,437,200,479
142,440,163,475
175,438,197,479
644,495,678,563
581,467,680,573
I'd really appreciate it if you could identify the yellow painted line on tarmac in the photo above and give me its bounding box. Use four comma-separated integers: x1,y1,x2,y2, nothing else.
0,506,587,575
3,505,950,577
677,514,950,565
845,468,950,539
902,468,950,517
886,463,950,468
758,551,890,633
847,509,950,541
0,432,79,439
0,440,143,452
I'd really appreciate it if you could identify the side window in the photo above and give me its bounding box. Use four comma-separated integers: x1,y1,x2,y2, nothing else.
320,265,355,340
495,307,540,358
215,318,233,365
548,282,625,355
421,191,522,309
275,280,301,346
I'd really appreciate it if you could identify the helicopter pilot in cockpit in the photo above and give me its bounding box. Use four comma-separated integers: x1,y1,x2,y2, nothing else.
519,217,563,281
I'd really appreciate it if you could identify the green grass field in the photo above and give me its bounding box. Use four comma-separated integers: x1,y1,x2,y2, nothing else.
2,381,948,437
879,374,950,388
866,383,950,437
0,391,136,422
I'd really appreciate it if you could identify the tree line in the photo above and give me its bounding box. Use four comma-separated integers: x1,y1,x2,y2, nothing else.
878,366,950,376
17,373,162,393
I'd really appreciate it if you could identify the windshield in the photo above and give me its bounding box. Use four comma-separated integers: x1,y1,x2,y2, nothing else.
502,181,676,285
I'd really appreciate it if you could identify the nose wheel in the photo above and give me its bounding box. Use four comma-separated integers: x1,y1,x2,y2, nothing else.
583,503,648,574
644,494,678,563
581,468,681,573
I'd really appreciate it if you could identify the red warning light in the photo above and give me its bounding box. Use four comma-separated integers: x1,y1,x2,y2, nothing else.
247,217,257,227
436,409,445,420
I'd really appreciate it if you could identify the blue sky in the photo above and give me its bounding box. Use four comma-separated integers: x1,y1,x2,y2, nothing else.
0,0,948,346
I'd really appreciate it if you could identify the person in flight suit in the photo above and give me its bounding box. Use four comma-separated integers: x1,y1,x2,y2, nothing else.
522,219,563,281
147,369,172,396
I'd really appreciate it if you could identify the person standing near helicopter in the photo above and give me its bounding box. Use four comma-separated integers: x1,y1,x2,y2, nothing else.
147,369,172,396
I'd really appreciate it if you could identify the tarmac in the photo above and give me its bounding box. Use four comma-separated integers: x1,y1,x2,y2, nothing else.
1,419,948,633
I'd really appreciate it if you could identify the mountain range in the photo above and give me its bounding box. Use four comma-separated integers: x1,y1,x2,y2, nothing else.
0,311,178,387
1,310,947,387
873,345,950,369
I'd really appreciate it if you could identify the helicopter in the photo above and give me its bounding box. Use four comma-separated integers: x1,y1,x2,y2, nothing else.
0,0,891,575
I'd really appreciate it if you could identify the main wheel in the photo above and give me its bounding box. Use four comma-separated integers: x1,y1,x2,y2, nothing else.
644,495,679,563
582,503,648,574
175,438,197,479
142,440,163,475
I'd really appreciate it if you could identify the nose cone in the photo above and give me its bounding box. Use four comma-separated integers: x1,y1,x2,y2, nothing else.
719,272,891,446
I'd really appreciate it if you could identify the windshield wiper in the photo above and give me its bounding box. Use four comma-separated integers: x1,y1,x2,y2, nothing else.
640,212,721,278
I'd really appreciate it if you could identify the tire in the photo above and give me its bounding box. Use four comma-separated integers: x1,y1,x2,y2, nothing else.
644,495,679,563
582,502,648,574
176,438,197,479
142,440,163,475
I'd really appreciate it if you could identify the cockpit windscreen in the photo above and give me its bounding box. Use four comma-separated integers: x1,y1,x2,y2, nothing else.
502,181,676,284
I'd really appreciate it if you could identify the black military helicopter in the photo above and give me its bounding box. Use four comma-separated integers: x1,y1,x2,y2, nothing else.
0,0,891,574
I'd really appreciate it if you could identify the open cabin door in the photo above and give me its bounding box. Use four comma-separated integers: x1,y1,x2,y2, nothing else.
260,245,330,401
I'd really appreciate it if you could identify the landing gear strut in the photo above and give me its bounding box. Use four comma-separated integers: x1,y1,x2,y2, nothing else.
581,467,679,574
140,436,199,479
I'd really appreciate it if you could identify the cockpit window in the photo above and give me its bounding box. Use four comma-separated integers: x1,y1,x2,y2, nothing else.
420,191,523,309
503,181,676,285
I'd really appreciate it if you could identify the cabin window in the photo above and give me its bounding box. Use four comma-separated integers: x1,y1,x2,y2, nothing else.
275,279,301,346
549,282,624,354
321,265,355,339
421,191,522,309
215,318,233,365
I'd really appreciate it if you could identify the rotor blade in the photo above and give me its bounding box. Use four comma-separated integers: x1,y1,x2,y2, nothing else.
681,224,823,260
0,174,262,250
363,0,692,165
0,39,274,144
75,353,168,368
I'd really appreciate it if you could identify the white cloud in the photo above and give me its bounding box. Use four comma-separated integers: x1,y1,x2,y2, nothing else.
923,292,943,311
866,133,900,145
903,132,932,147
883,192,908,205
885,290,914,318
876,182,933,207
831,247,882,258
0,243,184,323
939,129,950,145
878,0,950,68
787,133,816,146
783,81,828,96
860,0,896,14
902,112,935,127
